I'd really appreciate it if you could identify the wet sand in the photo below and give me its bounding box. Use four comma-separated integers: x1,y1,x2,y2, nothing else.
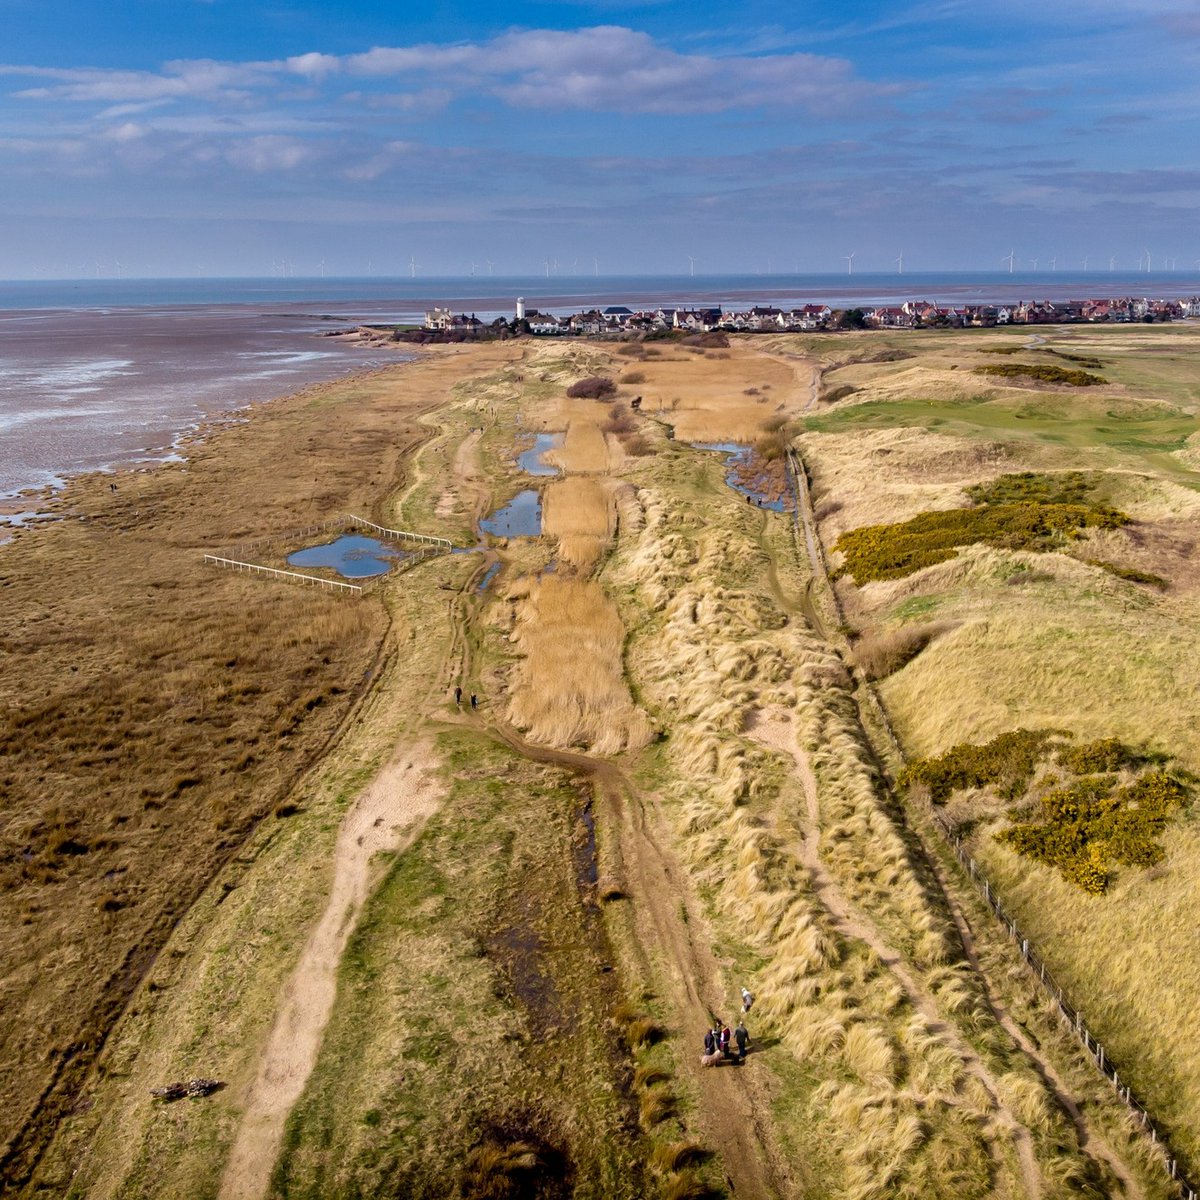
0,305,407,498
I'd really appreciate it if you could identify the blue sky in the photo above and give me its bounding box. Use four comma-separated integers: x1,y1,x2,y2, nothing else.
2,0,1199,278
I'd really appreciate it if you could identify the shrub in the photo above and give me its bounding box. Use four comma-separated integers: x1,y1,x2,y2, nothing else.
966,471,1097,508
566,376,617,399
899,729,1061,804
621,370,646,384
1058,737,1145,775
996,770,1188,893
974,363,1106,386
833,502,1126,584
1085,559,1169,589
852,621,953,681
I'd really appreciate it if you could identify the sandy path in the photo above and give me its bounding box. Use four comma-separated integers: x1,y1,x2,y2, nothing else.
218,746,443,1200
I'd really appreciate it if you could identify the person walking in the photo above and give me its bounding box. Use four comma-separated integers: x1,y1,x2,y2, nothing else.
719,1022,731,1058
703,1028,716,1056
734,1019,750,1062
470,693,478,710
741,987,754,1014
454,686,462,705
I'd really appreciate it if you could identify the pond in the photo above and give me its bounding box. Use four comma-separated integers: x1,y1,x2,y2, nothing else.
286,533,409,578
518,432,564,477
692,442,790,512
480,489,542,538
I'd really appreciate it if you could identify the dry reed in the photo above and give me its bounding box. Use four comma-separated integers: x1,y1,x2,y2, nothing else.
504,576,652,755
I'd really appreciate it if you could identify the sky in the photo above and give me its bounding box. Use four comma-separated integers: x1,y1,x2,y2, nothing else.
2,0,1200,278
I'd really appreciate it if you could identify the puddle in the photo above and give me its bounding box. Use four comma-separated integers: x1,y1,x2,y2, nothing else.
0,510,58,528
574,803,599,890
518,432,564,477
477,561,502,592
286,533,410,578
692,442,790,512
480,489,542,538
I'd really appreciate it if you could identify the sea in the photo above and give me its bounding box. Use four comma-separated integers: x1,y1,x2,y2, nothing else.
3,271,1198,503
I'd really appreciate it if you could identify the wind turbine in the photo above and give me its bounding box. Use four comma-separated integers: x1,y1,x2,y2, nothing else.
688,255,697,277
1003,249,1016,273
318,259,325,278
1030,257,1039,271
895,250,904,275
469,262,478,277
843,251,855,275
409,256,418,278
486,260,494,275
544,258,551,278
1109,255,1116,271
1145,249,1153,273
1081,256,1088,272
593,256,599,276
1049,256,1057,272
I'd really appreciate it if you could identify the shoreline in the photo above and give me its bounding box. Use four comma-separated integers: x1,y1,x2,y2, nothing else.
0,341,419,509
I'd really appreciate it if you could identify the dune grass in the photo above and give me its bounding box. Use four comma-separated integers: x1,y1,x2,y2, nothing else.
611,444,1118,1197
798,323,1200,1179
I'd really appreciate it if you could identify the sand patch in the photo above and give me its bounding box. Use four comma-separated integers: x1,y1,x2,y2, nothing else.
219,744,443,1200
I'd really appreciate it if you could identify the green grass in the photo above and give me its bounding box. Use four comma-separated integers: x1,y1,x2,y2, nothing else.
269,727,649,1199
804,393,1200,480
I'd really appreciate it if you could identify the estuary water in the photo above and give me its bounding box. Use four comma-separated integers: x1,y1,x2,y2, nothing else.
4,270,1198,501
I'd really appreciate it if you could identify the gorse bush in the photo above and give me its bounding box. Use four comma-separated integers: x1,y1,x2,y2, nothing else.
1058,736,1148,775
965,470,1096,507
901,731,1189,893
898,729,1060,804
834,503,1124,583
833,472,1129,583
974,362,1106,386
997,771,1188,894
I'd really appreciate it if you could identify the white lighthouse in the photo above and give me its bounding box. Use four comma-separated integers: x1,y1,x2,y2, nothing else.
516,296,525,321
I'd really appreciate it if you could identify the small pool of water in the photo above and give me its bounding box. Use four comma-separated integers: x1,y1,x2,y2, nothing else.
477,561,502,592
518,432,564,477
287,534,409,578
480,489,542,538
692,442,789,513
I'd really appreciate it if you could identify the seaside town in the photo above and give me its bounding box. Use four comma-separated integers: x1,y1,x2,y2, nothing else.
422,293,1200,338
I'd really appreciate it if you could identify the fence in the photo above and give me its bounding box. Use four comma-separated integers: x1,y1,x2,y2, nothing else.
202,555,364,594
934,810,1197,1197
205,513,454,596
223,513,453,562
784,445,1197,1199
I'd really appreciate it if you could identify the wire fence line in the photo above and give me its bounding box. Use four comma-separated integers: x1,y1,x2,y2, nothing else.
785,445,1197,1198
204,513,454,596
202,555,364,593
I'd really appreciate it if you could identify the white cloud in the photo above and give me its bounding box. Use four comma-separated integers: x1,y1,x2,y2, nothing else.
1,26,894,118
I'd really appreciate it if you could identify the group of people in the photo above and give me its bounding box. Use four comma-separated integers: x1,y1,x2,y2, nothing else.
453,685,478,710
700,988,753,1066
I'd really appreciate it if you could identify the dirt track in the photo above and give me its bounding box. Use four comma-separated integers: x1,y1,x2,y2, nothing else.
218,746,442,1200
